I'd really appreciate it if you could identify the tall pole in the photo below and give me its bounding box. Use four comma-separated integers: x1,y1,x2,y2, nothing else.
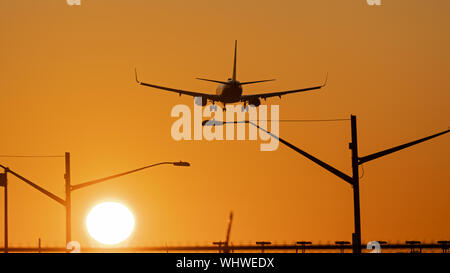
3,171,7,253
65,152,71,247
350,115,361,254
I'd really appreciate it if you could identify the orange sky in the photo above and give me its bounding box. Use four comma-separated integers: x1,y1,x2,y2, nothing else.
0,0,449,248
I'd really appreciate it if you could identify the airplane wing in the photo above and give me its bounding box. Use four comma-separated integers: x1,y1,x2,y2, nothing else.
241,74,327,101
135,69,220,101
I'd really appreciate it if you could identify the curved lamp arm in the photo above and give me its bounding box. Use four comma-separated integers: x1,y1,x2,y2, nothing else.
71,161,190,192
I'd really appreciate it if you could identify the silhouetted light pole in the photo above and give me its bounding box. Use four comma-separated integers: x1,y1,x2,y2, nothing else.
0,171,7,253
349,116,362,253
406,240,422,253
213,241,225,253
437,241,450,253
256,241,271,253
0,156,190,250
207,115,449,254
335,241,351,253
65,153,71,248
296,241,312,253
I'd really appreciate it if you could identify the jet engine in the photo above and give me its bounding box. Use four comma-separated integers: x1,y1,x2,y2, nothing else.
248,97,261,107
195,97,208,106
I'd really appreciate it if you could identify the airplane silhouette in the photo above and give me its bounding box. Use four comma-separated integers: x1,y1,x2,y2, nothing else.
135,41,327,108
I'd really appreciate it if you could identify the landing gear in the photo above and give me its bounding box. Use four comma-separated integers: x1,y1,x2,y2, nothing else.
210,104,217,112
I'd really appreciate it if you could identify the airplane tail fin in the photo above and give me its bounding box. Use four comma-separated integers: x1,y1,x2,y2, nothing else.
232,40,237,81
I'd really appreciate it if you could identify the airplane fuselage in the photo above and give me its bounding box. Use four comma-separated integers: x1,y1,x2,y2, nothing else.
216,80,243,103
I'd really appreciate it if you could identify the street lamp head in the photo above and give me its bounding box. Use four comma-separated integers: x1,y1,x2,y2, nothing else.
202,119,224,127
173,161,190,167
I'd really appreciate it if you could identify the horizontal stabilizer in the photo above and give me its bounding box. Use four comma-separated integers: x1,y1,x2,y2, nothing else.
240,79,276,85
196,78,229,85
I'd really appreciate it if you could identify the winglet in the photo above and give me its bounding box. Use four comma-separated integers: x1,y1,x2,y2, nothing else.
135,68,141,84
322,72,328,87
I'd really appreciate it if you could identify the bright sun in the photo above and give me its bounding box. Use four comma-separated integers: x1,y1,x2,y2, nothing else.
86,202,135,245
